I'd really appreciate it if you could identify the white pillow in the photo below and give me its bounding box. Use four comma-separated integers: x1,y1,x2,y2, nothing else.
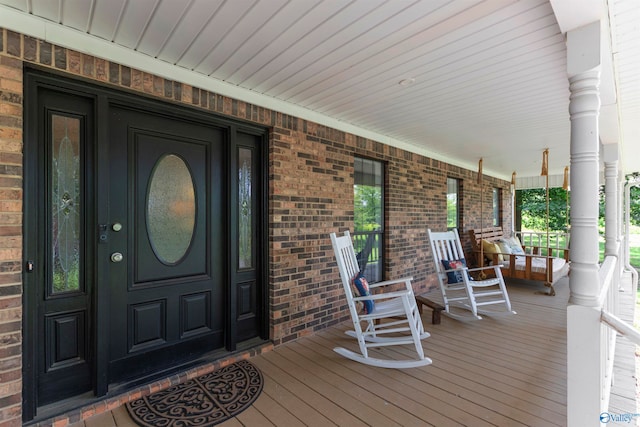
501,236,525,255
497,241,512,254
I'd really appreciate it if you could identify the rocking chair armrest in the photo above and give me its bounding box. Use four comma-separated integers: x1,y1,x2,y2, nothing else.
467,265,501,273
368,277,414,289
442,267,467,273
353,289,412,301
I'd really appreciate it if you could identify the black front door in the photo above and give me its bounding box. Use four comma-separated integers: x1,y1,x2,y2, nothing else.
106,105,225,382
24,71,267,421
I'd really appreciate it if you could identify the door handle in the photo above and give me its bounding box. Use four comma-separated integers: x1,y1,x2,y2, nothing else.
110,252,124,263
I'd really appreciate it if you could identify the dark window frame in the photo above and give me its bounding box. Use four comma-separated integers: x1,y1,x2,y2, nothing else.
492,187,502,226
447,177,461,230
353,157,385,283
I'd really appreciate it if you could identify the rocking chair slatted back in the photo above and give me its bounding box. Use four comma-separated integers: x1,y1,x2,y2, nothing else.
330,231,432,368
332,230,364,320
431,229,465,264
428,228,516,320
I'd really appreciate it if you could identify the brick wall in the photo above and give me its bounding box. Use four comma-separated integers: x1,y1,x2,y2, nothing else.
0,28,511,424
0,29,24,427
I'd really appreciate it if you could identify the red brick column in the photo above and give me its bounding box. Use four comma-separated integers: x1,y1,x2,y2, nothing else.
0,32,24,427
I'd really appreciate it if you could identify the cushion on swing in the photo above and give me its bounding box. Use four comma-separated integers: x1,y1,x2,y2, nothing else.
352,271,375,314
481,239,504,263
500,236,525,255
497,241,512,254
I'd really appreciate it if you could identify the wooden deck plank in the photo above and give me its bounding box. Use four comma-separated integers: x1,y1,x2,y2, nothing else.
324,326,563,427
278,340,445,427
292,336,468,425
258,372,339,427
232,405,275,426
249,390,307,427
425,323,567,376
216,416,244,426
304,329,517,426
261,349,404,427
432,325,566,375
417,338,566,403
278,343,426,426
83,412,116,427
395,349,566,425
110,407,138,427
251,356,367,426
404,340,567,414
403,325,567,392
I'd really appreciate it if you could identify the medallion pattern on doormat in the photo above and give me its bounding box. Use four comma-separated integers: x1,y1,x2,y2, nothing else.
126,360,263,427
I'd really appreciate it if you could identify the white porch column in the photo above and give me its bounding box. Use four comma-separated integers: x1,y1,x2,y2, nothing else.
566,21,603,427
567,22,602,306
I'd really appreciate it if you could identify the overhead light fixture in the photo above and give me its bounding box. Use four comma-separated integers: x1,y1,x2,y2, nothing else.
398,78,415,86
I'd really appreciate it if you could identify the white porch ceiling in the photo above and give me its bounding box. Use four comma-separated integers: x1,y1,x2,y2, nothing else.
0,0,638,181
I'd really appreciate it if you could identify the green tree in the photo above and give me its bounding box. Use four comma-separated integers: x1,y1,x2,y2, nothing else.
354,185,381,231
519,172,640,232
517,188,570,231
598,173,640,227
627,172,640,226
631,186,640,226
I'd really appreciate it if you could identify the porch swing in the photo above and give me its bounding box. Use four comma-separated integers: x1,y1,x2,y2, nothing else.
469,150,570,296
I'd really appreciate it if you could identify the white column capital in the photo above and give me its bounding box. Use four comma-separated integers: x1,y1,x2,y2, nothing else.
600,141,619,164
567,21,602,77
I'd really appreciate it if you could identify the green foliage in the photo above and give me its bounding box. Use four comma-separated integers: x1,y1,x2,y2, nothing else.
631,187,640,226
517,188,570,231
597,173,640,227
53,266,80,293
446,194,457,228
354,185,382,231
627,172,640,226
630,245,640,268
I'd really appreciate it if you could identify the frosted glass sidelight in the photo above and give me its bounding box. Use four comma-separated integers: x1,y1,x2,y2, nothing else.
238,148,252,269
147,154,196,264
52,115,81,293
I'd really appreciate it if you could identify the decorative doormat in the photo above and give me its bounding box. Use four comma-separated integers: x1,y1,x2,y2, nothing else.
126,360,263,427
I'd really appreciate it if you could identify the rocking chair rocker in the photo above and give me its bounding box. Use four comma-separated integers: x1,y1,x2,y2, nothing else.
428,228,516,320
330,231,432,369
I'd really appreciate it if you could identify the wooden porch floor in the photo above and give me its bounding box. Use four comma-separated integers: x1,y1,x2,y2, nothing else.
78,276,638,427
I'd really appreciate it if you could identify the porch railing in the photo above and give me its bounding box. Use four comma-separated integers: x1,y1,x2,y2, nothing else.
568,239,638,426
352,230,383,283
597,253,620,413
515,230,569,255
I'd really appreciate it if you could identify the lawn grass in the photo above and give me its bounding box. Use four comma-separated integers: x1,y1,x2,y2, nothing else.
631,245,640,269
626,224,640,269
520,228,640,268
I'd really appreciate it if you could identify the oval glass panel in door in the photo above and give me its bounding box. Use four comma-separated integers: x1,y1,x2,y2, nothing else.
146,154,196,264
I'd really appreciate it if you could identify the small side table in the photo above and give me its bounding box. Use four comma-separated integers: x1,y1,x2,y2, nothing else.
415,295,445,325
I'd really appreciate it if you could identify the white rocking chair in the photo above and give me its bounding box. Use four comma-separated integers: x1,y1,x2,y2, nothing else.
330,231,432,369
427,228,516,320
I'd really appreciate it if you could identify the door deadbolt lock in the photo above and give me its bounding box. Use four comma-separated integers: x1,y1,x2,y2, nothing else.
110,252,124,263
